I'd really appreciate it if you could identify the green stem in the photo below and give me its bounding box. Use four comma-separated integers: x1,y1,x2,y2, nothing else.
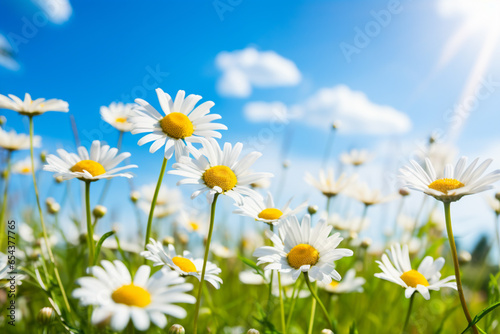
495,213,500,270
85,181,94,267
443,202,478,334
193,193,219,334
267,224,275,315
402,294,415,333
29,116,72,314
144,157,168,250
304,273,332,331
0,150,12,248
278,272,286,334
286,277,303,331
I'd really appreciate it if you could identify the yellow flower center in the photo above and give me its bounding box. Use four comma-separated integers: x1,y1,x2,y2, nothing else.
329,281,339,289
159,112,194,139
202,166,237,192
287,244,320,269
189,222,200,231
258,208,283,220
172,256,197,273
21,167,31,174
428,178,465,194
400,269,429,288
115,117,127,123
70,160,106,177
111,284,151,307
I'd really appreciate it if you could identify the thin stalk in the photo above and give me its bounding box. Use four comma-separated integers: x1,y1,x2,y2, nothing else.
304,273,332,331
286,278,304,331
495,213,500,270
0,150,12,247
267,224,275,315
278,272,286,334
29,116,72,314
443,202,478,334
193,193,219,334
85,181,94,267
402,294,415,333
144,157,168,250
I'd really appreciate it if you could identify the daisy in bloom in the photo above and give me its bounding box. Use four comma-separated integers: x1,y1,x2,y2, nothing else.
211,243,236,259
11,156,36,175
0,127,40,151
0,93,68,116
169,138,273,204
318,269,365,294
374,243,456,299
340,149,371,166
141,238,223,289
415,141,457,178
399,156,500,202
348,182,395,206
131,88,227,160
485,194,500,215
43,140,137,182
326,213,370,234
234,192,307,225
305,168,357,198
72,260,196,331
138,183,183,218
176,209,208,234
100,102,135,132
253,214,353,283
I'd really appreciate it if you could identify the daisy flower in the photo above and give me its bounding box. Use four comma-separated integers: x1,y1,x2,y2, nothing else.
374,243,456,299
305,169,356,198
348,182,395,206
100,102,135,132
239,270,310,298
131,88,227,160
43,140,137,182
0,127,40,151
340,149,371,166
176,209,208,234
253,214,353,283
233,192,307,225
211,243,236,258
141,239,223,289
138,183,183,218
11,156,36,175
169,138,273,204
399,156,500,202
415,142,457,179
72,260,195,331
485,195,500,215
0,93,68,116
318,269,365,294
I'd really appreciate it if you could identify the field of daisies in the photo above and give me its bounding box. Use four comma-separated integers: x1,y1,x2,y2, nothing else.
0,90,499,334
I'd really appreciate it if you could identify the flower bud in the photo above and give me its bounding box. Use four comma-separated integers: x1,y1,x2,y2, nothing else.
93,205,107,219
495,192,500,202
55,175,64,183
283,160,290,169
399,188,410,197
40,150,47,163
45,198,60,214
37,307,55,325
321,330,334,334
247,329,260,334
361,237,372,248
0,115,6,127
130,191,140,203
307,205,319,215
162,236,175,246
332,121,340,130
459,250,471,265
168,324,185,334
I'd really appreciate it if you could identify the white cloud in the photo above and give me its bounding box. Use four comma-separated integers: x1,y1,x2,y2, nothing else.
243,101,292,123
291,85,412,135
215,47,301,98
33,0,73,24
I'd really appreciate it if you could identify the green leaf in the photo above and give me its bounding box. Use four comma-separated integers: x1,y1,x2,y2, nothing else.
461,302,500,333
93,231,115,266
238,255,266,278
349,321,359,334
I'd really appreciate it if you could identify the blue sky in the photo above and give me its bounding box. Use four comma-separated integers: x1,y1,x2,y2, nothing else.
2,0,500,251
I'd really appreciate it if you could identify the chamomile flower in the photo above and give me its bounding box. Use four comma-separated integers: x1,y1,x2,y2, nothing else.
72,260,195,331
0,93,68,116
253,214,353,283
318,269,365,294
305,168,357,198
340,149,371,166
348,182,395,206
141,239,223,289
11,156,36,175
234,192,307,225
212,243,236,258
0,127,40,151
138,184,183,218
131,88,227,160
399,156,500,202
100,102,135,132
374,243,456,299
43,140,137,182
176,209,208,234
169,138,272,204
